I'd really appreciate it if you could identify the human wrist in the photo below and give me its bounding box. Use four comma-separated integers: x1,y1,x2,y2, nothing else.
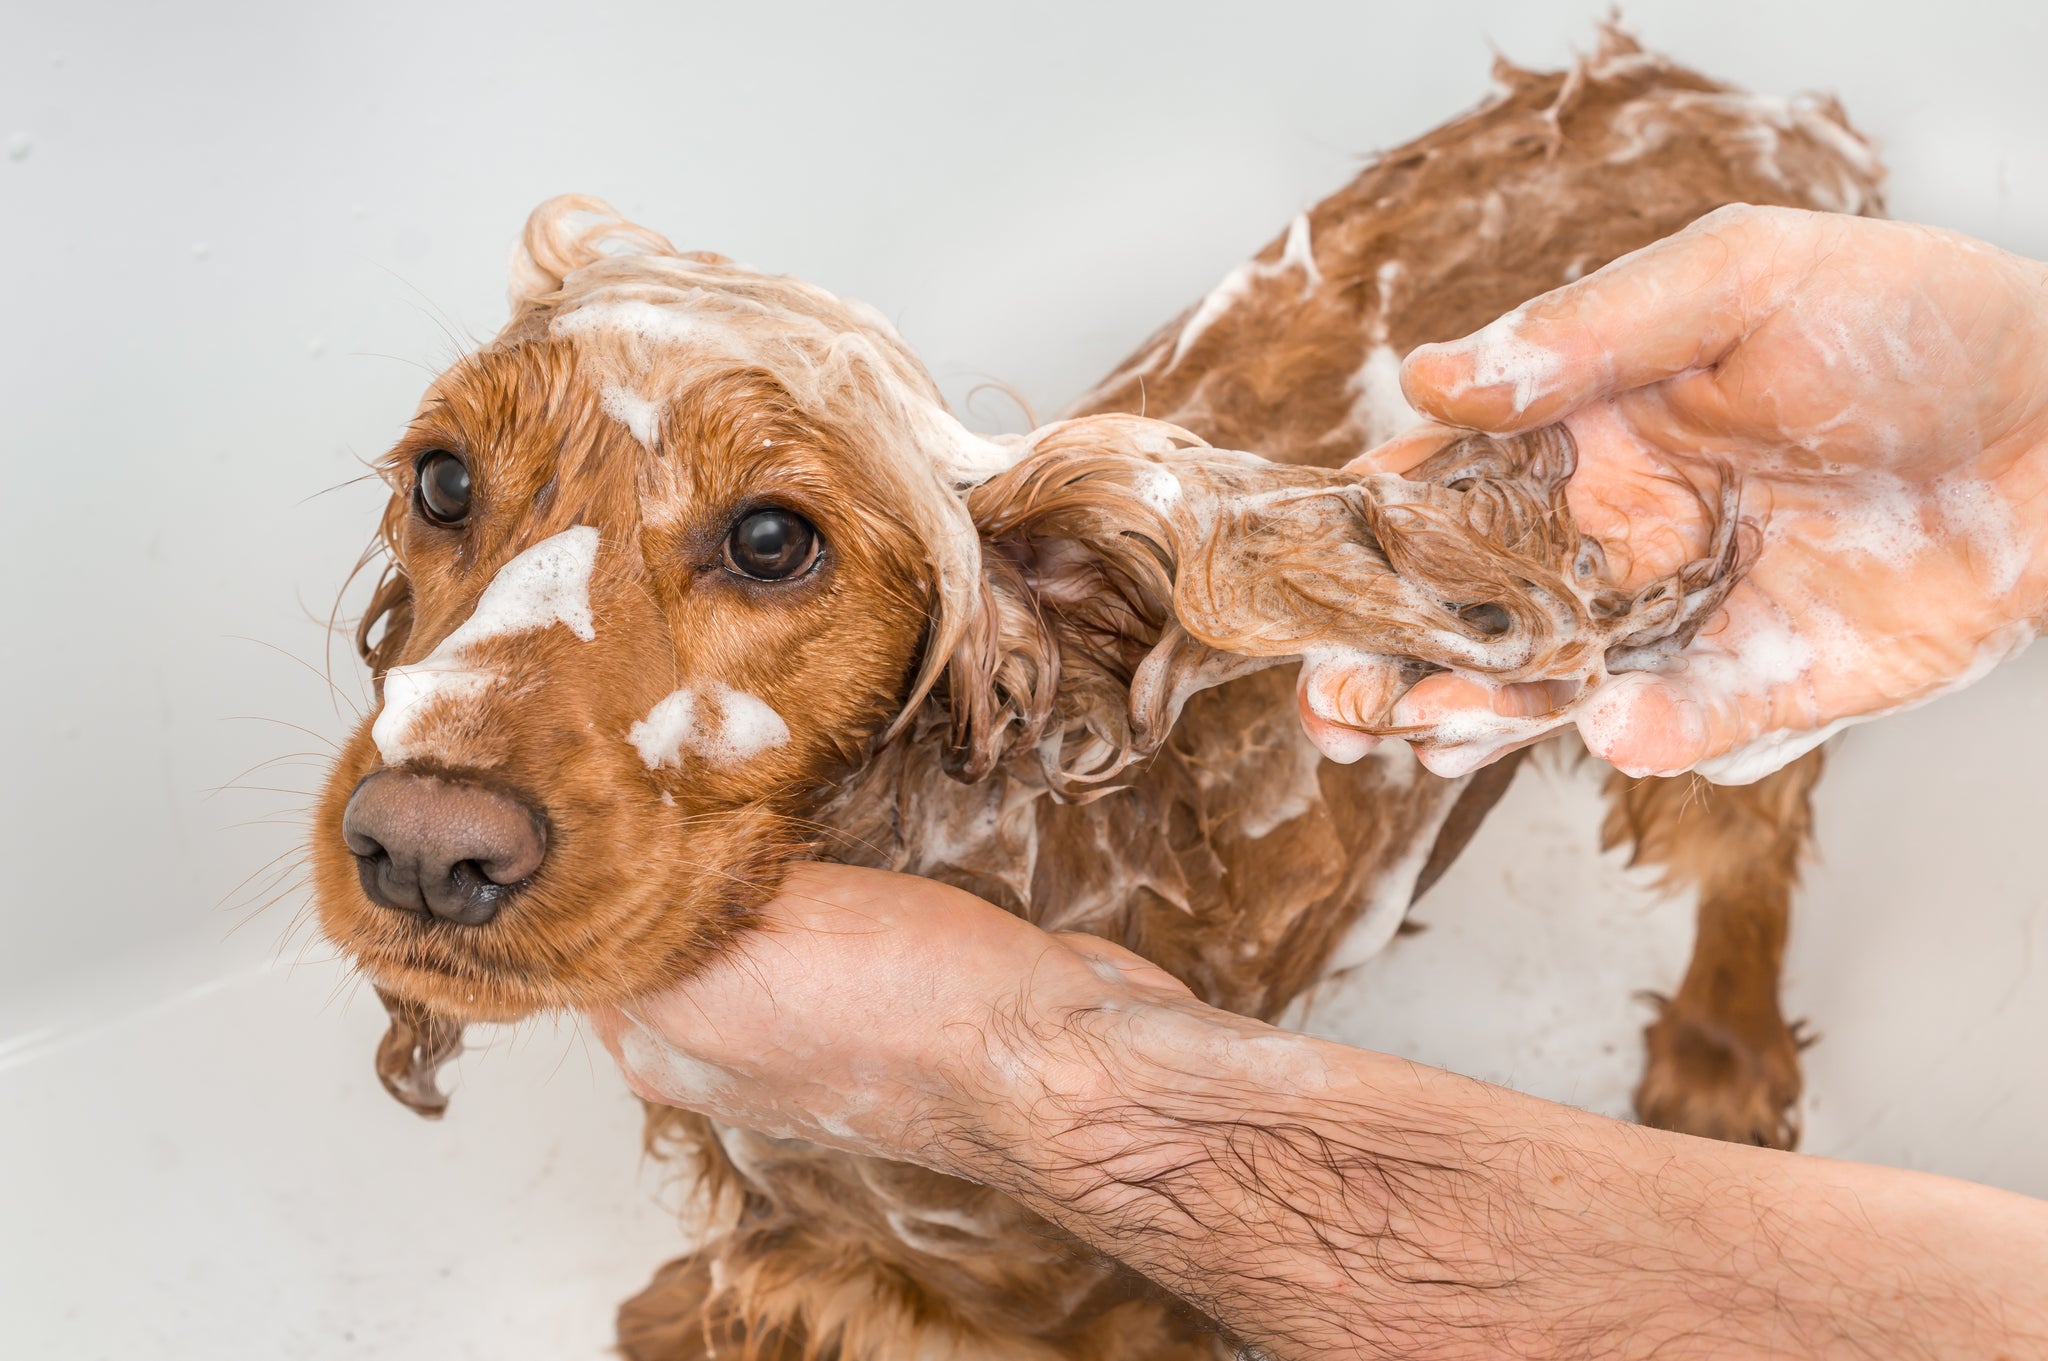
920,959,1178,1190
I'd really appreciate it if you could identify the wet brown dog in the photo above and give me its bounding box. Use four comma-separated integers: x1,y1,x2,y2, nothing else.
311,31,1878,1359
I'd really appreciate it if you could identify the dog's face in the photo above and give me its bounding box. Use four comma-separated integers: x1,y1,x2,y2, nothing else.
310,202,1012,1022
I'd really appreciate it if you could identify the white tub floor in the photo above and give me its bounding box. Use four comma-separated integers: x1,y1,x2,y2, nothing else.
5,651,2045,1358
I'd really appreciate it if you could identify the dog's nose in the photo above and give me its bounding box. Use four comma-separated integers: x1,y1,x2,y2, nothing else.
341,771,546,925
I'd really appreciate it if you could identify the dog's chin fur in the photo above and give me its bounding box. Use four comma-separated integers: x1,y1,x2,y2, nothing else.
308,26,1877,1361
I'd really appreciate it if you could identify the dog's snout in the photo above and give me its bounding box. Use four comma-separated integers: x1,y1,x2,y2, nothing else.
341,771,547,926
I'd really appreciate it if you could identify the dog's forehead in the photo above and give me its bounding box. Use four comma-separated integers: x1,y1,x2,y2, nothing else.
462,240,1014,714
533,256,1022,488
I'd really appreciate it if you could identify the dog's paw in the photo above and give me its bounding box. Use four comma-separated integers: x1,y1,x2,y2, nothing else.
1632,995,1806,1150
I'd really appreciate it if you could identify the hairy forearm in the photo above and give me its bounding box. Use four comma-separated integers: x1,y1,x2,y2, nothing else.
941,995,2048,1360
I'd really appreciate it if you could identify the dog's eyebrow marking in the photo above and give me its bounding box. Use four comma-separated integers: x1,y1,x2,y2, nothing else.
372,526,602,764
628,682,790,770
600,383,664,450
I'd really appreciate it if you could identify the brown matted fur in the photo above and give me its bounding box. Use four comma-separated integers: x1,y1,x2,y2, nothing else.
309,28,1874,1359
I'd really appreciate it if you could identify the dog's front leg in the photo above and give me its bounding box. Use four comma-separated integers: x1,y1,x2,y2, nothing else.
1601,752,1823,1150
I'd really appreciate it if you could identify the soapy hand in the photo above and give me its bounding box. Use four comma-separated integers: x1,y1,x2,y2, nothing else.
588,862,1189,1169
1305,205,2048,782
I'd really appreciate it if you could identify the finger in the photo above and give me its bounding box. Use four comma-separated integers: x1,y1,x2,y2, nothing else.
1400,205,1815,432
1390,673,1575,777
1343,419,1463,476
1571,670,1759,779
1295,654,1402,762
1298,706,1379,763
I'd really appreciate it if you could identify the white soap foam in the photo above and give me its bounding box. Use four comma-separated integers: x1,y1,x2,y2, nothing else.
371,664,496,765
1136,466,1183,512
1349,343,1423,449
715,688,791,761
629,682,791,770
553,298,719,351
1817,472,1935,567
1405,700,1562,780
1691,717,1851,785
628,687,700,770
1457,308,1566,417
443,525,601,646
1573,596,1818,782
372,526,601,763
600,383,665,450
1935,476,2030,598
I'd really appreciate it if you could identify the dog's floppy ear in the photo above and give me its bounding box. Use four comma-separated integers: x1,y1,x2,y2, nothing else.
938,415,1281,797
354,494,415,702
935,416,1746,794
352,498,464,1118
372,986,464,1119
939,419,1165,790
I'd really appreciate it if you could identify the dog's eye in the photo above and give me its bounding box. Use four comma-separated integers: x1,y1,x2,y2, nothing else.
414,450,472,527
723,508,820,581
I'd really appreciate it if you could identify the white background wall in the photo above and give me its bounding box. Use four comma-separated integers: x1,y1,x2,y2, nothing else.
4,3,2047,1355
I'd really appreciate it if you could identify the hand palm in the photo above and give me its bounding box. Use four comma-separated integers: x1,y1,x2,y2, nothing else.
1324,207,2048,780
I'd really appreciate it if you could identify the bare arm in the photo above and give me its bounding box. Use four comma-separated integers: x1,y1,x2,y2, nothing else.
969,987,2046,1359
592,864,2048,1360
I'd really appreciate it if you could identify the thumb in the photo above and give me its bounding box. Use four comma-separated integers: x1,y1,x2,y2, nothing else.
1401,205,1813,432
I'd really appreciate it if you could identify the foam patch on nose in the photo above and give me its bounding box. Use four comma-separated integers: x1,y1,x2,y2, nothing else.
629,682,790,770
372,526,601,764
448,525,601,645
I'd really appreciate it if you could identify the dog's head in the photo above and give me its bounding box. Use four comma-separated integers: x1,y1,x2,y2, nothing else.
312,197,1036,1027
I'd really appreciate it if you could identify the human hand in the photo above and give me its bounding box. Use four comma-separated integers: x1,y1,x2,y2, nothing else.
586,862,1189,1171
1301,206,2048,782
